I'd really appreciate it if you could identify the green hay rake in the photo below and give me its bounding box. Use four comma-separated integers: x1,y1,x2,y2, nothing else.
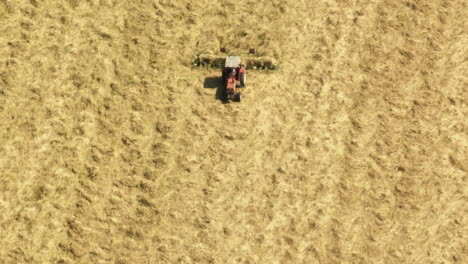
193,48,278,70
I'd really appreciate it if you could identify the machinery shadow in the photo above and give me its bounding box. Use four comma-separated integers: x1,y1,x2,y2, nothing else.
204,76,227,103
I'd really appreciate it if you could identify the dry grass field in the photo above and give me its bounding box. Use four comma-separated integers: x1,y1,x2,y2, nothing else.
0,0,467,263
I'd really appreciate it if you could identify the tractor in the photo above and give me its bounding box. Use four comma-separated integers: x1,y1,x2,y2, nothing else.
194,48,277,102
221,56,246,102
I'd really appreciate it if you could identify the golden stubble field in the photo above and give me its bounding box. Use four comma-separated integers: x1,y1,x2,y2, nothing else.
0,0,466,263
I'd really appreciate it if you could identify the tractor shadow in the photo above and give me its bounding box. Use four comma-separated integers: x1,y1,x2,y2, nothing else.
204,76,227,103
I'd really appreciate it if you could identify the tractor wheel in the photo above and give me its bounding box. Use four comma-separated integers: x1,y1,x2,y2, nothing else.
235,92,241,102
240,73,246,87
222,88,227,101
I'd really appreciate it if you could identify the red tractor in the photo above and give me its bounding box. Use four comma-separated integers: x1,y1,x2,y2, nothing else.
221,56,246,102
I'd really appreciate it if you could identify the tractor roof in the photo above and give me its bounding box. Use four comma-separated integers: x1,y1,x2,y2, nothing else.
225,56,241,68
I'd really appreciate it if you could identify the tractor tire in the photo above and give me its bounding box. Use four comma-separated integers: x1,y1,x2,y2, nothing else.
222,88,228,101
240,73,246,87
235,92,241,102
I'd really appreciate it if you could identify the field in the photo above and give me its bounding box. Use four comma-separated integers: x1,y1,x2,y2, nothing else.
0,0,466,263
